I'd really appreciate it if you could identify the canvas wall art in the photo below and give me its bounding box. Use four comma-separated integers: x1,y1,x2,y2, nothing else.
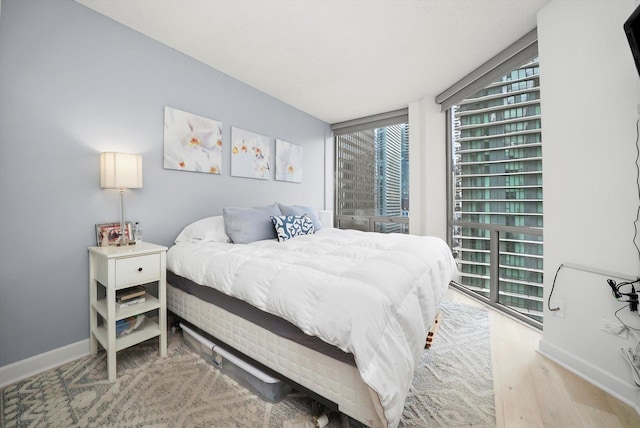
275,139,303,183
231,127,271,180
163,106,223,174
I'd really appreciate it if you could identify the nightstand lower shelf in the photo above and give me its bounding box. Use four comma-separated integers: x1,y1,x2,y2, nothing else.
93,318,161,353
93,295,161,321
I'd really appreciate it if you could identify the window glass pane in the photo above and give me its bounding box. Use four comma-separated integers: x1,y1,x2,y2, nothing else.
450,57,543,325
335,123,409,233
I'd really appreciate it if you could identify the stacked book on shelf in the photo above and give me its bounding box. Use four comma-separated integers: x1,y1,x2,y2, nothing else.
115,286,147,336
116,285,146,309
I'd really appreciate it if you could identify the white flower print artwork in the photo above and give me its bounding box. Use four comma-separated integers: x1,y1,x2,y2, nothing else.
163,106,222,174
275,139,302,183
231,127,271,180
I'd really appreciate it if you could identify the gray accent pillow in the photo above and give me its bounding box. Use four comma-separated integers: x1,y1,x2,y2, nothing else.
278,203,322,231
223,202,282,244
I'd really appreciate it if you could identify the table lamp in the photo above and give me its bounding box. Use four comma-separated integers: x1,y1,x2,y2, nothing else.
100,152,143,246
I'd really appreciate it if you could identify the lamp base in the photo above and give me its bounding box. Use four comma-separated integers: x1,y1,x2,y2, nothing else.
116,188,136,246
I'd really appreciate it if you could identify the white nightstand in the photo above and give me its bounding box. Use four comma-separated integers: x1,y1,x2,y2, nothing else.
88,242,168,382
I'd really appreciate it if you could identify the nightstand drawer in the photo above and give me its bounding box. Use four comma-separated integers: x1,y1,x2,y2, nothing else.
115,254,161,287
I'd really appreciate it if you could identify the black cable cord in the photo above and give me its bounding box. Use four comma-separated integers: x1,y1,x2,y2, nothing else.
547,263,563,311
615,278,640,293
633,118,640,262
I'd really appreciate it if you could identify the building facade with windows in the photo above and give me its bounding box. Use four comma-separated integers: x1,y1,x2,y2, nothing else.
451,59,544,322
375,124,409,232
335,118,410,233
335,129,377,216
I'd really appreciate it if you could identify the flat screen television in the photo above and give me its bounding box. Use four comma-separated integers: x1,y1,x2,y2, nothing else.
624,4,640,76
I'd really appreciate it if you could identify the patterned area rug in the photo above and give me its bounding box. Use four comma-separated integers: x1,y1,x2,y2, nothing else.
1,299,494,427
401,300,495,427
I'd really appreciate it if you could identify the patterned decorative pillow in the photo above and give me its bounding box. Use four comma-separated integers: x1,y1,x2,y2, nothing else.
270,214,315,242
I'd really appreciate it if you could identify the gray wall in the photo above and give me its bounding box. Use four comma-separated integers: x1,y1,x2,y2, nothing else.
0,0,330,367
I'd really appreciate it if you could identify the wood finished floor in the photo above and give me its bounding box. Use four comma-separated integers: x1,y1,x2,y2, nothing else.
445,288,640,428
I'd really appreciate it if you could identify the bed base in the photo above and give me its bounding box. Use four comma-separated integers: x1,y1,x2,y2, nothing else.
167,282,386,428
170,315,340,413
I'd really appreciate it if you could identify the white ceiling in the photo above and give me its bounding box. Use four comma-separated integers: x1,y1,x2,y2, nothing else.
76,0,549,124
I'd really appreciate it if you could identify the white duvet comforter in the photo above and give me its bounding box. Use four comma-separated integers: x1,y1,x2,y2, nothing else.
167,228,457,428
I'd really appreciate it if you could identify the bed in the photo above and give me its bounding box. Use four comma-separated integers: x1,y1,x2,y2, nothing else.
165,205,457,428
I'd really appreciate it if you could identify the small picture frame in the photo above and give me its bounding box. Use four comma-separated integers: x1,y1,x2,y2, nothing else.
96,222,133,246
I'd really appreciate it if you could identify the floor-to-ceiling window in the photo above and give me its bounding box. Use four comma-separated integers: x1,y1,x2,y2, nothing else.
439,30,543,328
332,110,409,233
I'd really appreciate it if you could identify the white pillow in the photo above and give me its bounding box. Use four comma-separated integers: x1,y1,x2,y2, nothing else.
174,216,230,243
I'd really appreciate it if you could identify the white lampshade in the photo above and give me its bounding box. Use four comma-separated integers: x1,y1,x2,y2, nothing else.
100,152,143,189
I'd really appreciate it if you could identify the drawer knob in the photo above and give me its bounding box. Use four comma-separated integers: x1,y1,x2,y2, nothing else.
138,267,143,272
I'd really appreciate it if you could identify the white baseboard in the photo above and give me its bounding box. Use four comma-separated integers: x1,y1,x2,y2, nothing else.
0,339,90,388
538,339,640,414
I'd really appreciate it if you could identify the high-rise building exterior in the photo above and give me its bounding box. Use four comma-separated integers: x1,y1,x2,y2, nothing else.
451,59,544,322
336,123,409,233
335,130,376,216
375,124,409,220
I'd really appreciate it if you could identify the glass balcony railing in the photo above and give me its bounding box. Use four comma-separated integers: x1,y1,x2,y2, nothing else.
450,220,543,329
336,215,409,234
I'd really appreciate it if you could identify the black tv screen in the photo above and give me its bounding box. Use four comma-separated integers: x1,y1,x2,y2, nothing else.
625,4,640,76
